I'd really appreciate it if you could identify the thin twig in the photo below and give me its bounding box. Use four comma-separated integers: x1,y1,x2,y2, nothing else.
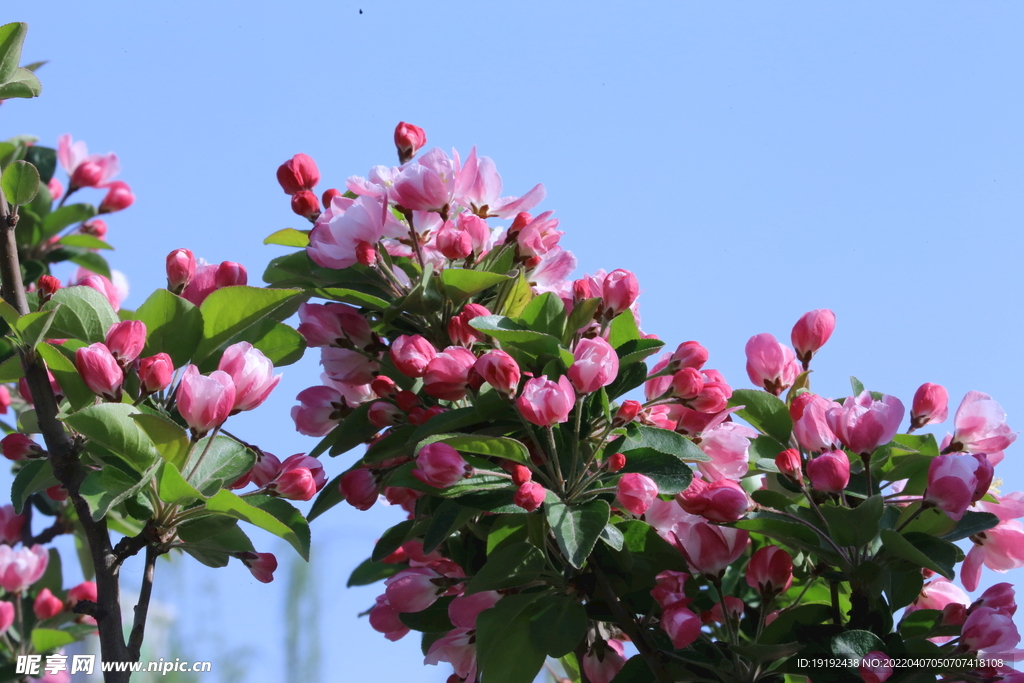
126,545,158,661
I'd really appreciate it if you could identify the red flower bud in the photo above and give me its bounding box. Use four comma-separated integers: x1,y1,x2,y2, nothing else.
322,188,342,208
276,153,320,195
166,248,196,292
291,190,320,220
394,122,427,163
37,274,60,302
613,400,642,427
98,181,135,213
607,453,626,472
138,353,174,394
775,448,803,483
513,482,546,512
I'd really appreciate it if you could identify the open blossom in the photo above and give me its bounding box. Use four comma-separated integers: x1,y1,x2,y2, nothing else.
673,522,748,577
57,133,119,188
177,365,236,435
961,492,1024,591
218,342,282,412
321,347,379,386
582,640,626,683
744,333,799,396
425,627,477,681
568,337,619,394
307,195,404,270
961,606,1020,654
793,394,840,452
515,211,562,258
454,146,545,219
369,595,409,642
827,390,904,456
924,453,992,520
517,375,575,426
390,148,458,212
697,421,756,481
911,383,948,429
949,391,1017,455
449,591,500,630
385,567,447,613
790,309,835,368
906,576,969,613
291,385,347,436
0,544,48,592
298,302,374,349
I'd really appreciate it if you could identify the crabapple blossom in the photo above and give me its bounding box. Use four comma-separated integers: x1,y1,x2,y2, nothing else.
104,320,146,364
0,506,24,545
673,522,748,578
33,588,63,620
390,335,437,378
138,353,174,394
413,443,471,488
513,482,546,512
746,545,794,595
0,544,48,592
790,309,835,368
806,450,850,494
474,350,520,396
98,180,134,213
238,552,277,583
218,342,282,412
394,122,427,163
276,153,320,194
176,365,235,435
949,391,1017,455
828,390,905,456
744,333,799,396
923,453,993,520
911,382,949,430
340,468,379,511
582,640,626,683
1,434,44,461
74,343,123,401
423,347,477,401
568,336,619,394
616,473,658,515
517,375,575,426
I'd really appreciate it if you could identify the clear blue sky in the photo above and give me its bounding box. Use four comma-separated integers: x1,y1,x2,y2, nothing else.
4,2,1024,681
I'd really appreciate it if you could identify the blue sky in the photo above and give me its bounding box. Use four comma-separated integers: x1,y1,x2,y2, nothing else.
3,1,1024,680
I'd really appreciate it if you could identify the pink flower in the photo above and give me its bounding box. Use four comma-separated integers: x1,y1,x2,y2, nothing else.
166,248,196,292
436,220,473,260
961,493,1024,591
390,148,457,212
528,246,577,294
517,375,575,426
448,591,501,629
321,346,379,386
669,367,704,399
697,421,756,481
215,261,247,289
775,448,803,483
453,147,545,219
651,570,690,610
949,391,1017,455
270,454,327,501
413,443,471,488
911,383,948,429
66,581,97,607
613,401,642,427
568,337,619,394
793,394,841,453
859,651,893,683
0,544,48,592
390,334,438,378
616,473,659,515
423,346,477,401
645,354,673,400
0,602,12,635
47,178,64,201
138,353,174,394
447,303,490,347
238,551,277,583
218,342,282,412
369,594,409,641
661,602,702,649
0,505,25,545
75,343,124,401
746,545,793,594
690,369,733,413
105,320,146,364
424,627,477,680
368,401,404,428
291,385,346,437
677,478,749,523
308,195,404,270
291,190,320,219
33,588,63,620
673,521,749,578
924,453,992,520
514,482,546,512
601,269,639,318
248,453,282,489
972,583,1016,616
98,181,135,213
827,390,905,456
340,468,379,511
394,122,427,163
176,365,236,435
705,596,744,626
961,607,1020,653
297,302,374,349
744,333,799,396
276,153,320,194
671,341,709,371
790,309,835,368
1,434,43,461
582,640,626,683
384,567,446,613
515,211,562,257
57,134,119,188
474,350,521,396
806,450,850,494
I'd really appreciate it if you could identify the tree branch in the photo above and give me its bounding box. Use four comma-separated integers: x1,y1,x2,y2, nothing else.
592,565,673,683
126,545,158,662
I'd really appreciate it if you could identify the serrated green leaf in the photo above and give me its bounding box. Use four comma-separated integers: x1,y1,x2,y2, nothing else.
31,628,74,653
530,595,588,658
416,433,530,464
619,424,709,462
43,285,118,343
0,22,29,83
729,389,793,443
616,447,694,495
155,461,203,506
203,489,308,560
546,499,609,569
819,496,883,547
466,542,545,594
11,459,56,513
347,556,406,587
194,286,305,362
36,341,93,410
131,413,190,470
476,594,547,683
184,434,257,497
63,403,160,473
441,269,509,301
0,68,40,100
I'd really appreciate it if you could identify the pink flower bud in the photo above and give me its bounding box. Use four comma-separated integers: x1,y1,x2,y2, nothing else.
46,485,67,501
793,394,840,452
104,320,146,364
669,367,704,399
356,240,376,266
369,594,410,641
671,341,708,371
924,453,992,520
47,177,64,201
297,303,374,349
276,153,320,195
447,304,489,347
70,161,104,188
940,602,967,626
165,248,196,292
744,333,800,396
0,602,12,635
972,583,1017,617
176,365,236,435
601,269,639,318
616,473,658,515
661,603,702,649
215,261,247,289
613,400,642,427
37,274,61,301
828,391,905,456
67,581,97,607
0,386,8,416
1,434,44,461
474,350,521,396
238,551,277,583
248,453,282,489
98,181,134,213
138,353,174,394
0,545,48,592
704,596,744,626
368,401,405,428
674,522,749,578
271,453,327,501
508,211,532,236
746,545,794,594
390,335,438,378
513,482,546,512
218,342,281,413
449,591,501,630
75,343,124,401
582,640,626,683
690,377,732,414
322,187,342,208
568,337,619,394
858,651,892,683
291,190,320,219
413,443,471,488
436,220,473,260
394,122,427,163
517,375,576,426
678,478,749,523
81,218,107,239
33,588,63,620
384,567,445,612
911,382,949,430
607,453,626,472
371,376,397,399
961,607,1020,653
340,468,379,511
806,450,850,494
791,309,836,368
0,506,24,545
775,448,803,483
423,347,477,401
651,570,690,610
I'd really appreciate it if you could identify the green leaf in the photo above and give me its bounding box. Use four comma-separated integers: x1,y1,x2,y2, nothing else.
308,473,344,522
79,465,152,521
818,496,883,547
372,520,416,562
469,315,566,359
0,23,29,83
735,513,836,561
486,515,530,555
546,499,610,569
417,434,530,464
36,548,63,595
314,287,389,311
41,204,97,241
399,596,456,632
194,286,305,362
600,523,625,551
466,542,546,594
530,595,588,658
66,250,111,280
441,269,509,301
184,434,257,496
14,307,56,348
263,228,309,247
941,510,999,542
617,447,693,495
617,520,689,575
347,557,406,587
517,292,566,338
155,461,203,506
608,311,641,349
43,285,119,343
729,389,793,443
36,342,93,411
0,67,39,99
564,297,601,341
850,376,865,396
31,628,75,653
1,159,38,205
11,459,57,513
59,234,113,250
423,500,475,554
500,271,534,317
204,489,309,559
620,425,710,462
63,403,160,473
131,414,190,470
135,288,204,366
831,630,884,666
240,319,306,367
0,299,19,326
759,603,833,645
616,338,665,366
328,402,380,456
248,496,311,561
23,146,55,185
476,594,547,683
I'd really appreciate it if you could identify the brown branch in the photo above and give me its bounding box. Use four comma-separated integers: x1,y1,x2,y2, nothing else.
126,545,158,662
